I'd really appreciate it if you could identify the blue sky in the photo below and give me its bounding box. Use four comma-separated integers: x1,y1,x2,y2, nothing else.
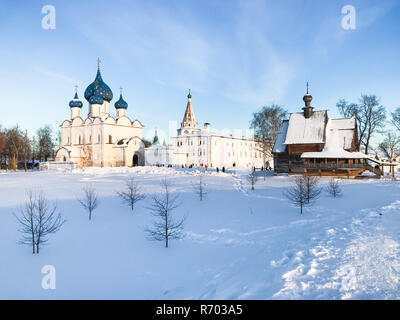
0,0,399,143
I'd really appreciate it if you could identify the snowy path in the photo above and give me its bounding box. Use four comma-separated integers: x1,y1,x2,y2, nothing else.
1,167,400,299
272,195,400,299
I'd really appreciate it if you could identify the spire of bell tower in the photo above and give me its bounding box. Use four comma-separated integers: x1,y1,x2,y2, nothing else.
302,81,313,118
181,89,198,129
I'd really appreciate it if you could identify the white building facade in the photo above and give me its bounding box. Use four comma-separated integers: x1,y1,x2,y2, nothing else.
55,62,145,167
146,92,270,169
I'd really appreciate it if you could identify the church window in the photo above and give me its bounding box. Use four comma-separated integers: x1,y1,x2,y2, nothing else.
78,136,81,145
89,136,92,143
109,135,112,144
200,140,202,145
67,136,70,144
98,134,101,143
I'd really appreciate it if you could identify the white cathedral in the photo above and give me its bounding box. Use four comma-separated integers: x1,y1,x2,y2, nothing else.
55,60,269,169
145,91,268,169
55,61,145,167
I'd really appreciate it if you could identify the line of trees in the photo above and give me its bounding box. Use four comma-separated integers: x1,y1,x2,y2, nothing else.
0,124,58,170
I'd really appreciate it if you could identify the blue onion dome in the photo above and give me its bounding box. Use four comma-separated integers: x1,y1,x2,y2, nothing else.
115,88,128,109
88,89,104,105
69,91,83,108
84,61,113,103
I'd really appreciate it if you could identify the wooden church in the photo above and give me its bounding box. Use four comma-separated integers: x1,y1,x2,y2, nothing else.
272,89,379,178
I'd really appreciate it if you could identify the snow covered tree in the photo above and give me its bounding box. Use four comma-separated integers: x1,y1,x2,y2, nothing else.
326,178,342,198
78,185,99,220
250,104,287,179
284,176,319,214
247,170,258,191
145,178,185,248
193,174,207,201
15,191,65,254
117,176,146,211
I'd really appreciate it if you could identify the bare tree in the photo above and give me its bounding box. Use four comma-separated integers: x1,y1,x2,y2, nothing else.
193,174,207,201
391,107,400,132
116,176,145,211
337,95,386,154
379,131,400,161
247,170,258,191
284,176,319,214
20,131,32,172
14,191,36,253
78,185,99,220
250,104,287,179
5,126,24,170
0,131,5,156
303,176,322,204
15,191,65,254
35,125,56,162
145,178,185,248
80,141,93,167
326,178,342,198
0,130,6,169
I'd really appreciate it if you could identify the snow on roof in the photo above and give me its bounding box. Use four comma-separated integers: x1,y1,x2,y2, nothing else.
272,120,289,153
177,129,256,141
301,118,363,159
145,144,175,150
284,110,327,145
329,118,356,150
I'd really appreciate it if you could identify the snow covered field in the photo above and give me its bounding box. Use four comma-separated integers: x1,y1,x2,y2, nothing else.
1,166,400,299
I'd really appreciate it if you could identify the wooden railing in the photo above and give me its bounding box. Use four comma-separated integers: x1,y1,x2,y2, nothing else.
291,163,364,169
